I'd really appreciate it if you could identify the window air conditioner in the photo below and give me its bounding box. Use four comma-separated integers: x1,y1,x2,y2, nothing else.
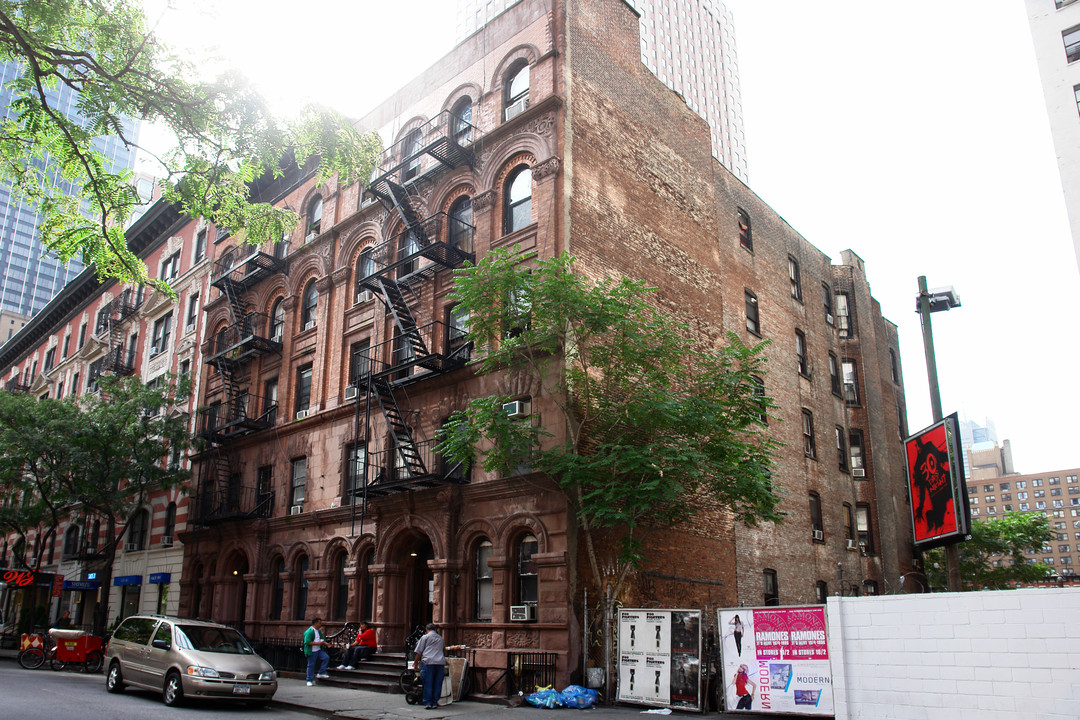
812,529,824,542
271,333,282,343
306,231,318,243
846,539,858,551
161,536,174,548
149,346,159,356
504,98,529,121
289,504,303,516
295,410,309,420
510,604,536,622
124,542,138,552
344,385,358,401
185,323,195,334
356,291,372,304
304,320,317,331
502,400,530,419
838,329,849,339
852,468,866,478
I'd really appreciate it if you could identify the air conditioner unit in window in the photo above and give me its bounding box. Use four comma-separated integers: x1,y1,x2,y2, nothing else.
502,400,530,419
504,98,529,121
289,504,303,516
271,333,282,343
124,542,138,552
304,320,317,331
510,604,536,622
185,323,195,334
295,410,309,420
306,231,318,243
812,529,824,542
839,329,849,339
852,468,866,478
846,539,858,551
161,536,173,548
356,291,373,304
344,385,358,401
149,346,159,356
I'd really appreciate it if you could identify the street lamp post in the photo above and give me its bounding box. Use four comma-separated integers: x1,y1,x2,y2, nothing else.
916,276,963,591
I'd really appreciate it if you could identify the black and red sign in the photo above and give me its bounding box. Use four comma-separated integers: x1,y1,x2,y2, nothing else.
905,413,969,548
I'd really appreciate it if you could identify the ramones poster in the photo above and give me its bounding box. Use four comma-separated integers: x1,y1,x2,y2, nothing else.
617,608,702,711
718,606,833,716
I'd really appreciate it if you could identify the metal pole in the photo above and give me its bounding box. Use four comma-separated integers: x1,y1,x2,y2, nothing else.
603,584,613,705
917,276,962,592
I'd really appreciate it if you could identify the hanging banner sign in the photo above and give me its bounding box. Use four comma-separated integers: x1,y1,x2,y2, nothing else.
617,608,702,712
62,580,101,591
905,413,970,549
718,606,833,716
113,575,142,586
148,573,171,584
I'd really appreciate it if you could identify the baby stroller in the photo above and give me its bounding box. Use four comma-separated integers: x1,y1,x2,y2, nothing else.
398,625,425,705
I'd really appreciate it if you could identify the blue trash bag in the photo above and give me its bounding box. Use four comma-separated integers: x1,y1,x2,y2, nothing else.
526,687,565,709
559,684,600,709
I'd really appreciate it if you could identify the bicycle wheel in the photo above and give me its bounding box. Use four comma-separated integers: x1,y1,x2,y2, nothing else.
50,654,67,671
18,647,46,670
399,669,416,694
84,651,104,674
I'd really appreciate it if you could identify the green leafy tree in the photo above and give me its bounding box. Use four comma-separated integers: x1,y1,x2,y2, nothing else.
924,512,1055,590
0,0,381,292
0,374,191,632
437,249,782,598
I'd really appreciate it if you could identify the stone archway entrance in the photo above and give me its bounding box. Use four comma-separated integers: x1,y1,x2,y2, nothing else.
220,553,249,630
405,535,434,632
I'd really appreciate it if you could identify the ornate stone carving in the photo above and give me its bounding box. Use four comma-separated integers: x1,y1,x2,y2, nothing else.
532,157,561,181
529,113,556,137
472,190,497,214
331,266,351,287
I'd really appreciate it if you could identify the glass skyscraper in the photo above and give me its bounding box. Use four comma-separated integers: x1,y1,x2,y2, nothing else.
0,60,139,317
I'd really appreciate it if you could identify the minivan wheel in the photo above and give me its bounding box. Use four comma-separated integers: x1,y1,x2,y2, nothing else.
106,661,125,693
163,670,185,707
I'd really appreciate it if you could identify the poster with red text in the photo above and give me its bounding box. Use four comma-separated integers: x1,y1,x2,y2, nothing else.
718,606,833,716
905,413,969,548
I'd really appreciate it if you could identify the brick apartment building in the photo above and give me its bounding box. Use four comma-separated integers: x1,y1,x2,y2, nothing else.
0,0,913,685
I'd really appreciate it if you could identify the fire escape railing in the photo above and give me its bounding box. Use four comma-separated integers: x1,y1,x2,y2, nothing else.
366,110,480,203
363,438,469,497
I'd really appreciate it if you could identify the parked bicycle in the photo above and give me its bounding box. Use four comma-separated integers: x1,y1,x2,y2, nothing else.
18,628,104,673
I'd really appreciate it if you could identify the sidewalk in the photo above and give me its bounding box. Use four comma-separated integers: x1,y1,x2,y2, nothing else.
272,675,781,720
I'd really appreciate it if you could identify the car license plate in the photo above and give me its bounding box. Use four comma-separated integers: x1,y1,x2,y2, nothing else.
233,685,251,695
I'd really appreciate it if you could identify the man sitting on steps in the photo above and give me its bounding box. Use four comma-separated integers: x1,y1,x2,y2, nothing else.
338,621,378,670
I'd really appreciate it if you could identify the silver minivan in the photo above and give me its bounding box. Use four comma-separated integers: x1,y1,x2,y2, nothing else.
104,614,277,706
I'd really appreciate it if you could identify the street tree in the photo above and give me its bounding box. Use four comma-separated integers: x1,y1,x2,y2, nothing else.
0,0,381,293
0,374,192,632
924,511,1054,590
437,248,783,600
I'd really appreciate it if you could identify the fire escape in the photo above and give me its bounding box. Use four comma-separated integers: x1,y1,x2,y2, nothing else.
356,110,479,497
193,246,285,525
96,288,142,376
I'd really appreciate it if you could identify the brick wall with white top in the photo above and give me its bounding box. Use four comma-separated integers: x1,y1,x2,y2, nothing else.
826,588,1080,720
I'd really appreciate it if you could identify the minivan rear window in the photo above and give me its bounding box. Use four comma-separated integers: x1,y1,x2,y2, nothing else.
176,625,254,654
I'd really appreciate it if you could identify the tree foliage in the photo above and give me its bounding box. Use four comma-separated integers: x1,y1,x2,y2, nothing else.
0,374,191,631
924,512,1055,590
437,249,782,597
0,0,381,293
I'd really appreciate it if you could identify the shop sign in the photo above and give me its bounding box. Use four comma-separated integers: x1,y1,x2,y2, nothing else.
149,573,171,584
1,569,55,587
113,575,142,586
62,580,102,591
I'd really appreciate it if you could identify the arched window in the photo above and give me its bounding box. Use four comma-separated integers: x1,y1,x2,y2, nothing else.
475,539,493,621
516,533,538,604
301,281,318,329
270,298,285,341
306,196,323,238
334,551,349,621
504,165,532,234
357,247,374,283
164,502,176,540
294,555,309,620
361,549,374,622
127,508,149,551
63,525,80,558
448,196,473,252
453,97,473,145
504,62,530,120
270,557,285,621
402,128,423,182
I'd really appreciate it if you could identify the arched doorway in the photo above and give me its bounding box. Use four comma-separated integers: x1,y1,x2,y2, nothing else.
404,535,434,632
222,553,249,631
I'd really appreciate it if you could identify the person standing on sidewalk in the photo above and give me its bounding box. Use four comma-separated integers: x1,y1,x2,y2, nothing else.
303,617,330,686
413,623,446,709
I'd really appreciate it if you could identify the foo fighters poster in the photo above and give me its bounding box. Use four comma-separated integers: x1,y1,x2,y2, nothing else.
905,413,970,548
617,609,702,711
718,606,833,716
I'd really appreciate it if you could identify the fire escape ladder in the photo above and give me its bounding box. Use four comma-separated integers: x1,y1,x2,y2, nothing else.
374,277,430,359
385,180,432,249
370,376,427,478
219,278,246,324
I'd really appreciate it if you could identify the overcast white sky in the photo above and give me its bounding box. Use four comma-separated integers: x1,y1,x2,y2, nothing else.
145,0,1080,472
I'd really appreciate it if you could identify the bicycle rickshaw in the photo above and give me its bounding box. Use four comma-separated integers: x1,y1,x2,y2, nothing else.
18,628,104,673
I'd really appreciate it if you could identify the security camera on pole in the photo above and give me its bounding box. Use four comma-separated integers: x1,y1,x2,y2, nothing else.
908,276,970,592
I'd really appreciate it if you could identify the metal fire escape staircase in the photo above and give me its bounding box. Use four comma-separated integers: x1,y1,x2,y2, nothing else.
193,248,285,525
356,111,480,496
98,289,140,375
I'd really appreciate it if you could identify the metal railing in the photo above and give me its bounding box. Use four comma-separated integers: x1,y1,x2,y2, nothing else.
198,393,276,438
370,110,480,183
202,313,280,361
191,486,273,525
364,437,468,493
353,320,471,382
357,213,475,288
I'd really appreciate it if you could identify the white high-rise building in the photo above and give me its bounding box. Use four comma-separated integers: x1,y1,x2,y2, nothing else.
1026,0,1080,274
456,0,748,181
